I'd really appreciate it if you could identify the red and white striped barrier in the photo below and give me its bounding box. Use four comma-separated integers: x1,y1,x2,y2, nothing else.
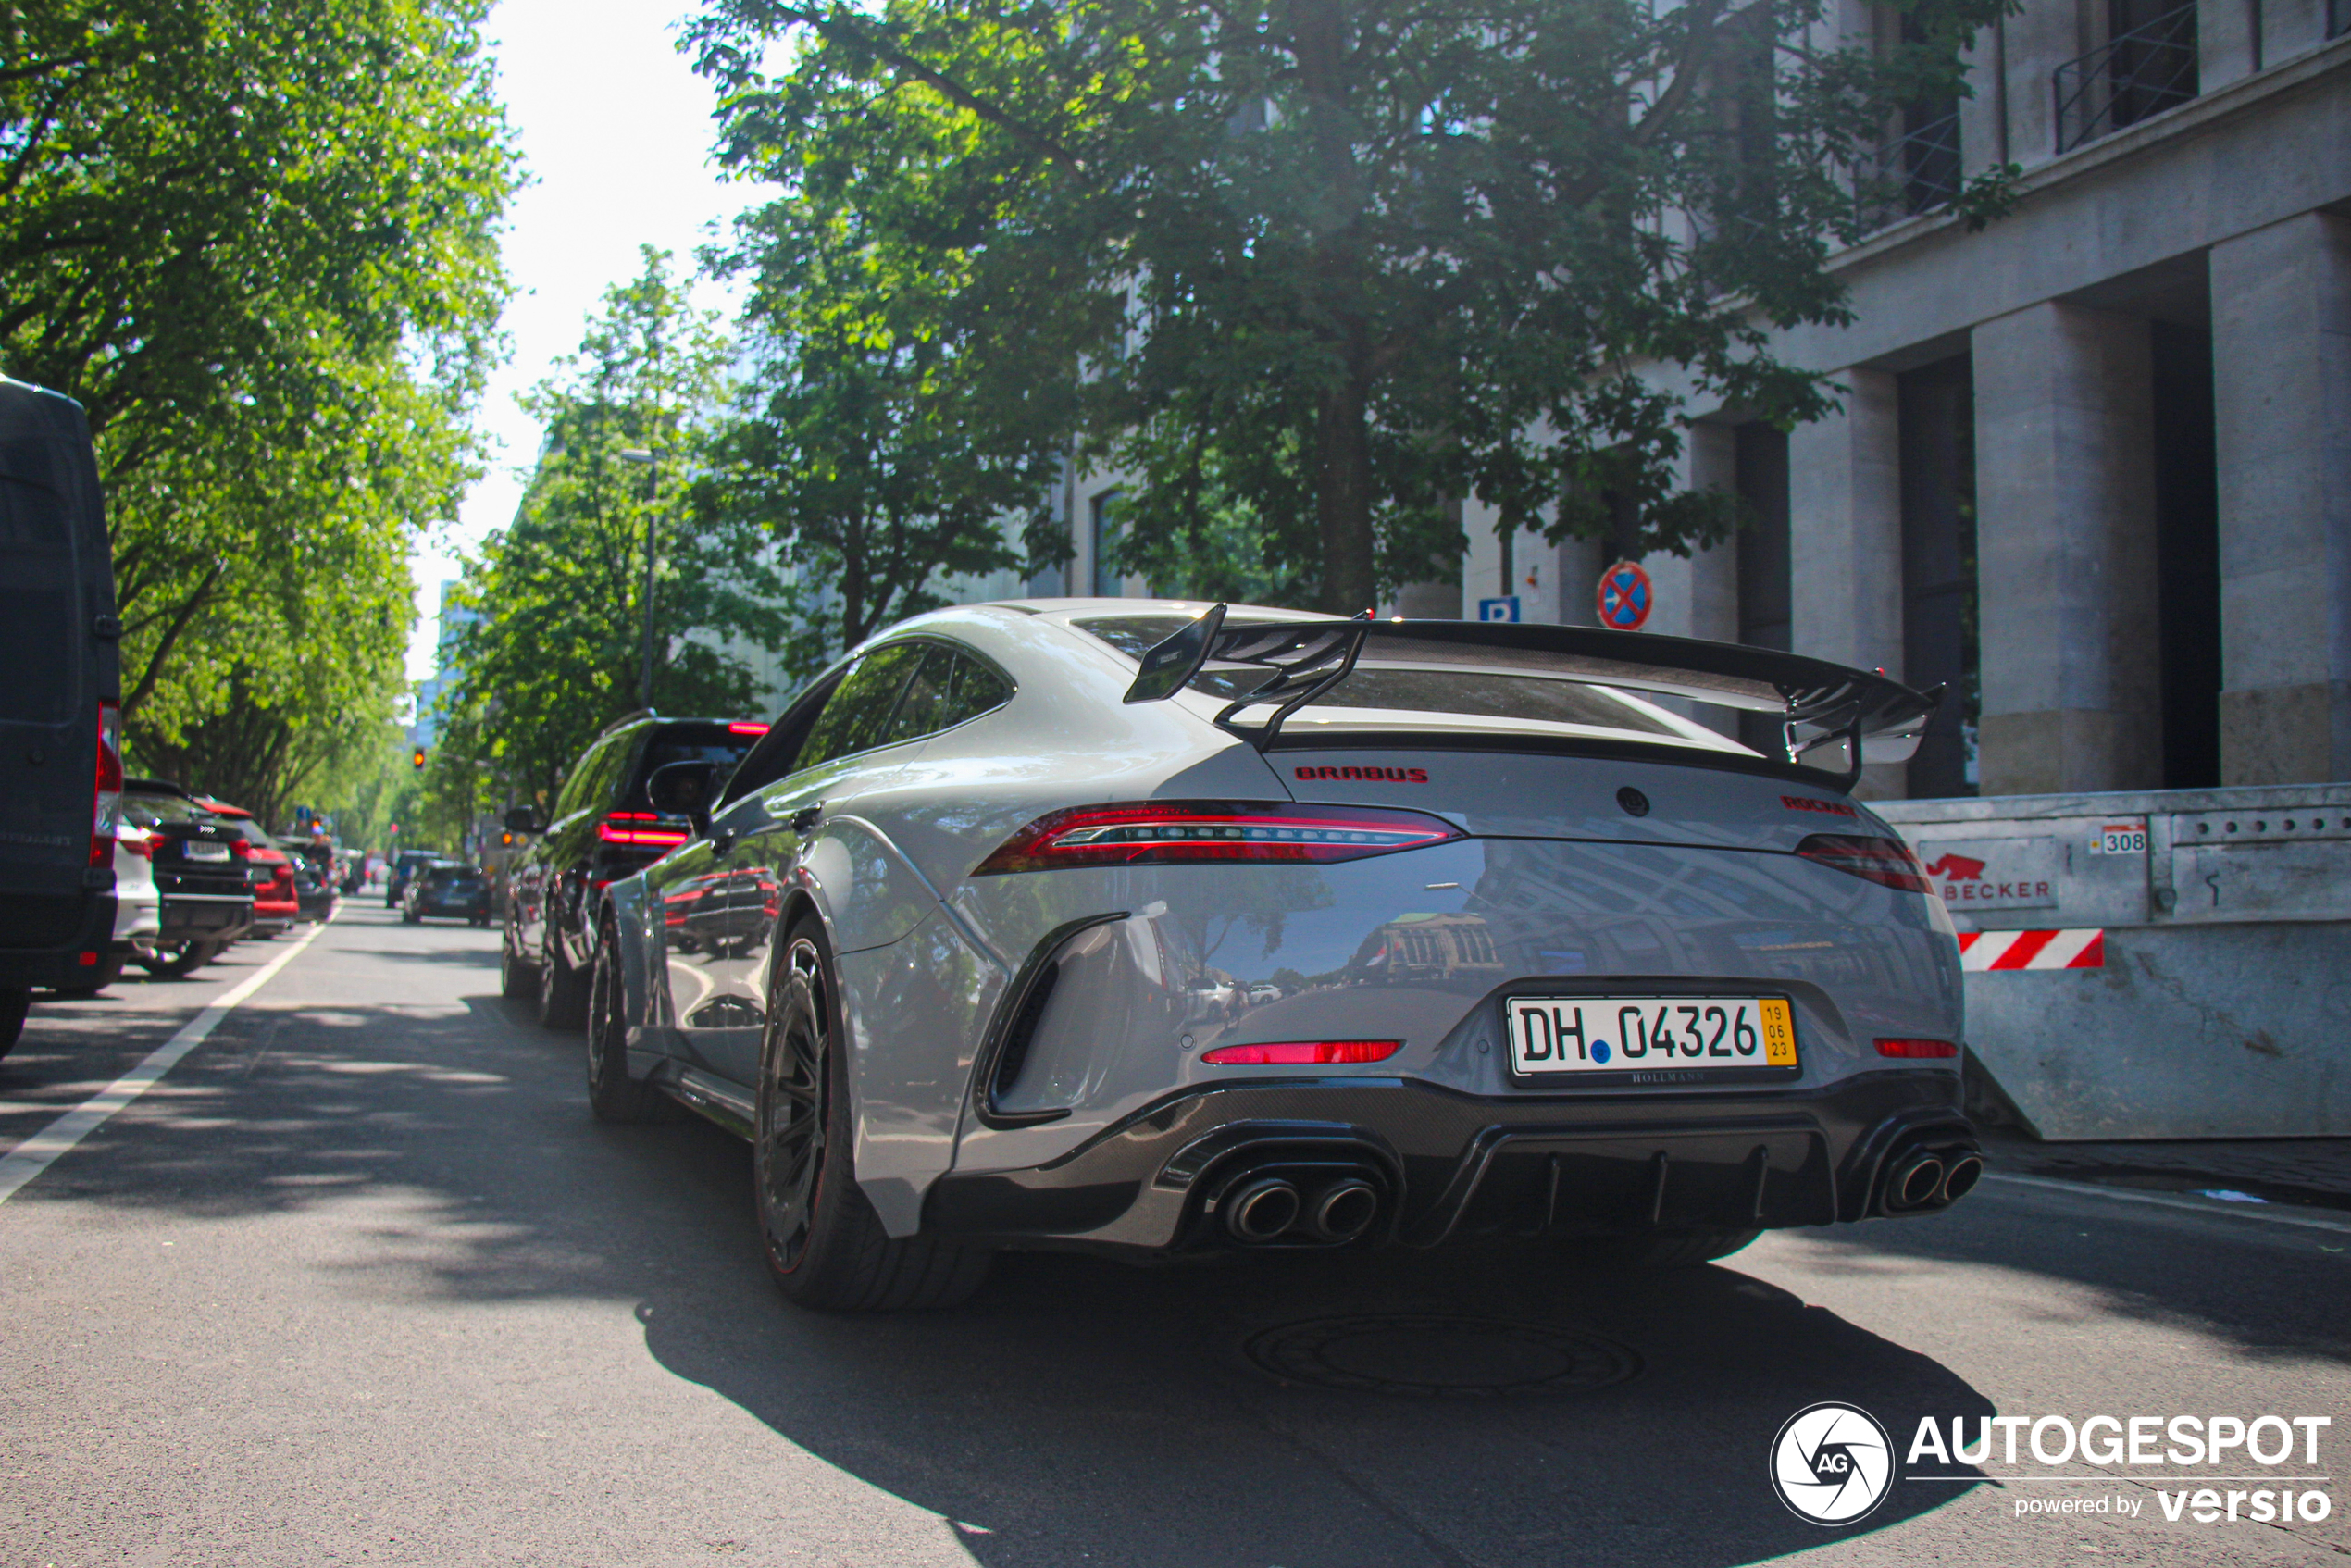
1957,928,2105,971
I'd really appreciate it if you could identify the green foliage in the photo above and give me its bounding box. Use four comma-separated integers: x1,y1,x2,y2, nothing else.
691,0,2009,612
436,250,795,809
3,0,516,810
702,176,1070,676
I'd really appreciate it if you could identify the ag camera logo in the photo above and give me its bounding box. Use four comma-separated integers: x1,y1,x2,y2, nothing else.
1772,1402,1896,1524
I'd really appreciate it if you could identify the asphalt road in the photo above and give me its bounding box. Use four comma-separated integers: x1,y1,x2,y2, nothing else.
3,905,2346,1568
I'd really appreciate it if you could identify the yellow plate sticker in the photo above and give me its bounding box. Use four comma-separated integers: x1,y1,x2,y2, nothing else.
1759,999,1799,1066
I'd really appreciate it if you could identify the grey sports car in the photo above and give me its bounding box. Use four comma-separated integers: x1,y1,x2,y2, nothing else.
592,599,1979,1310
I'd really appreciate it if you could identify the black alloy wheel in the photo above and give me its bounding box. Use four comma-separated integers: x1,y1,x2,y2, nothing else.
537,924,589,1031
499,931,533,1000
585,921,664,1123
754,917,989,1312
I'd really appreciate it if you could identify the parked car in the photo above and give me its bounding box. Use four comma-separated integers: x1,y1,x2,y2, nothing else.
201,803,300,937
0,377,121,1056
583,600,1964,1312
501,713,767,1027
386,849,440,908
117,780,255,977
52,817,165,997
403,862,491,926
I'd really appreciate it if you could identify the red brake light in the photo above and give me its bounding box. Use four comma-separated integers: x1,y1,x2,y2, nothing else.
598,816,689,847
91,699,121,866
1876,1038,1959,1059
1200,1039,1403,1065
972,801,1462,875
118,827,158,859
728,721,770,735
1795,833,1931,893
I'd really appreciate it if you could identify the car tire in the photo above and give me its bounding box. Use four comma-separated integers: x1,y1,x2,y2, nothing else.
755,916,989,1313
585,922,665,1124
0,986,28,1060
51,952,127,998
537,927,589,1031
1560,1227,1762,1270
499,937,533,1000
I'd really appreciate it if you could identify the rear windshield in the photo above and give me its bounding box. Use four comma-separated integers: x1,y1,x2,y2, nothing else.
216,817,275,846
427,865,481,886
122,792,208,825
618,723,762,812
0,463,78,726
1076,616,1684,739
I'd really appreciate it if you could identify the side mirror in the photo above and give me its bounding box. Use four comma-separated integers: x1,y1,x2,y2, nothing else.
646,760,719,834
503,804,544,834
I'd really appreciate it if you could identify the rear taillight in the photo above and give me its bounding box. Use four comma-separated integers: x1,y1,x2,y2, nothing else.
91,699,121,866
972,801,1462,875
1199,1039,1402,1065
1795,833,1931,893
598,814,689,847
118,828,158,859
1876,1038,1959,1059
728,721,769,735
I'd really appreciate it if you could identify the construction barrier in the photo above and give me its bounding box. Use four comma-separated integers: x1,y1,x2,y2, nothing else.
1876,784,2351,1141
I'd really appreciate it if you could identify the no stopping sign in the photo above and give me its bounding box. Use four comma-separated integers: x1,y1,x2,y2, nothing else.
1597,560,1652,630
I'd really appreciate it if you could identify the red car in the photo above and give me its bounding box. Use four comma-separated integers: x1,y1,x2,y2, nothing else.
199,800,301,936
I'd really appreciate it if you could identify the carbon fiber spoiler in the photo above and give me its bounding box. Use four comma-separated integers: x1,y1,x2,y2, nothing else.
1121,606,1941,789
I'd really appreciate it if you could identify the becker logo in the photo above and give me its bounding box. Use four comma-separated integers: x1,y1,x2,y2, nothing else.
1924,851,2054,904
1294,765,1427,783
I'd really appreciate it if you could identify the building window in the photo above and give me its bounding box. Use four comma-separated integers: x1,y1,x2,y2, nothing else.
1898,356,1980,798
1090,488,1124,597
2053,0,2199,153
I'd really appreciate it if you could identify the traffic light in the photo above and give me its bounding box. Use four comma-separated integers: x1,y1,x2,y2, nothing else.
411,746,427,771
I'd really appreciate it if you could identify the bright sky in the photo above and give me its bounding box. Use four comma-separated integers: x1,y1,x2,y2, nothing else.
405,0,761,680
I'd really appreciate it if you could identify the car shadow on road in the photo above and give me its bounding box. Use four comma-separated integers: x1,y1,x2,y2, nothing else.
623,1115,1993,1568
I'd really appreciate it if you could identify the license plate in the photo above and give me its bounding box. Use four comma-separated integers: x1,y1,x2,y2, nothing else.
1507,996,1798,1076
183,840,230,861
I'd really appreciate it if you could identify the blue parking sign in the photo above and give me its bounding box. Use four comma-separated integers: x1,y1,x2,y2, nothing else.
1478,596,1521,623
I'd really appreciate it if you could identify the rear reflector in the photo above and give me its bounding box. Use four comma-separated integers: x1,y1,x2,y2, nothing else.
1875,1038,1959,1059
972,801,1461,875
1199,1039,1403,1065
1796,833,1932,894
728,721,770,735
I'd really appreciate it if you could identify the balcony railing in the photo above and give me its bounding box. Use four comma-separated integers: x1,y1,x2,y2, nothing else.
2054,2,2200,153
1854,109,1963,230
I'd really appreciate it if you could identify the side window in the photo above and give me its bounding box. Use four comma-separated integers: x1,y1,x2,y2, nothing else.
795,644,926,771
937,653,1011,729
883,645,1014,747
882,646,956,745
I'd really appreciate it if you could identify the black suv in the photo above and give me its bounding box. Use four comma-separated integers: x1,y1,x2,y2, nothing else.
0,378,122,1057
502,714,765,1027
119,779,257,976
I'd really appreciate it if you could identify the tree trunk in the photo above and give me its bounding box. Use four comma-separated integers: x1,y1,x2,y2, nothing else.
1313,375,1376,616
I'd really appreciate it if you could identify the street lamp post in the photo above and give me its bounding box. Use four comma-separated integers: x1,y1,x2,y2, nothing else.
619,447,662,711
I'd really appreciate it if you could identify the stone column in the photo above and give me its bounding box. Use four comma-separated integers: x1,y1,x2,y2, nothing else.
2210,211,2351,784
1791,369,1909,794
1971,302,2165,796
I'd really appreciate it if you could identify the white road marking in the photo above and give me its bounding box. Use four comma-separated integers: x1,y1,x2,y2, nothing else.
0,918,331,1205
1984,1171,2351,1235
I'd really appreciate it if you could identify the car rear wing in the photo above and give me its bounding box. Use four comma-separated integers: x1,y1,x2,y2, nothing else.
1121,604,1940,789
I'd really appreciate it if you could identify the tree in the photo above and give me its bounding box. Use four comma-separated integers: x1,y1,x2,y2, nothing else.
691,0,2010,612
4,0,515,809
435,251,794,809
703,190,1073,675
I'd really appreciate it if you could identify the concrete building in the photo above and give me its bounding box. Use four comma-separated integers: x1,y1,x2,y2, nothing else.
1438,0,2351,800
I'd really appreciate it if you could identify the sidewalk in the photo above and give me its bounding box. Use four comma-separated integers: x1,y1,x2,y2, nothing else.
1984,1130,2351,1214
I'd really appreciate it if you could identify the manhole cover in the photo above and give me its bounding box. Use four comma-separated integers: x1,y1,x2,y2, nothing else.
1243,1314,1643,1397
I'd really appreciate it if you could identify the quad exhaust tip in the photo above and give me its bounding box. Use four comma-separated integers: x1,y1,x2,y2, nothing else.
1939,1152,1984,1203
1892,1152,1947,1210
1224,1176,1302,1242
1879,1134,1986,1214
1308,1177,1379,1242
